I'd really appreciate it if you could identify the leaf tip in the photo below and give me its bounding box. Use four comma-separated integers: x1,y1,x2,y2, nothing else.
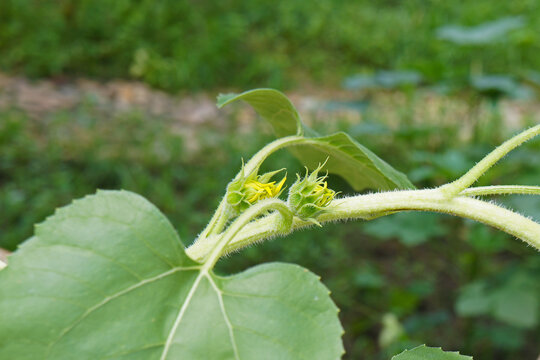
216,93,238,108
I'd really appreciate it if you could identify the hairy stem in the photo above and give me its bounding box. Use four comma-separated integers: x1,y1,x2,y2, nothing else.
440,124,540,197
188,188,540,262
199,199,292,268
197,136,304,240
461,185,540,197
199,200,226,238
239,136,306,178
193,126,540,262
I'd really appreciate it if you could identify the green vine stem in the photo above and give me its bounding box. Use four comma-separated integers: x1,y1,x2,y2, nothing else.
440,124,540,197
238,136,306,179
460,185,540,197
199,198,292,266
189,125,540,263
187,188,540,262
198,136,304,239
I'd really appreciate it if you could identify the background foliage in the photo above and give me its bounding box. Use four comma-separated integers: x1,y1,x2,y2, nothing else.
1,0,540,90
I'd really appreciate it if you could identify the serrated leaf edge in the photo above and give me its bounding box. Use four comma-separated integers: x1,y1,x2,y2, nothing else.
391,345,473,360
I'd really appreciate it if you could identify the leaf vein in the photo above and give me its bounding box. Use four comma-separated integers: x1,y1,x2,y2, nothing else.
53,213,179,270
234,325,309,360
45,243,144,281
159,270,205,360
5,295,88,310
21,266,109,297
222,290,324,330
46,266,200,358
207,275,240,360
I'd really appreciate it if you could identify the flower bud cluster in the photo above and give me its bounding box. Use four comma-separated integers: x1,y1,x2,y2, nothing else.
287,164,336,221
227,167,286,215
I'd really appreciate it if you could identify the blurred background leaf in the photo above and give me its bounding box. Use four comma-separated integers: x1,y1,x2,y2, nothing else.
436,16,525,45
363,213,447,246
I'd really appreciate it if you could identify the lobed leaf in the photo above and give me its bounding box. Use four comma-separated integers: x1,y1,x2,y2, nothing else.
218,88,414,191
0,191,343,359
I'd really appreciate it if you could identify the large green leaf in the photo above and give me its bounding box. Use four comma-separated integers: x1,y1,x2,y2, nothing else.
392,345,473,360
0,191,343,359
218,88,414,191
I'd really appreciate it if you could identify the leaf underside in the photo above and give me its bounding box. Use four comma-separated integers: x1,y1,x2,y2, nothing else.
392,345,473,360
0,191,344,359
217,88,414,191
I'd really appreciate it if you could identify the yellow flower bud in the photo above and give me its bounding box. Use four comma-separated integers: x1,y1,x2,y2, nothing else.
227,166,287,214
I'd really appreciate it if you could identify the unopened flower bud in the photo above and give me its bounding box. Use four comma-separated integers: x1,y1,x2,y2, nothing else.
288,163,336,221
